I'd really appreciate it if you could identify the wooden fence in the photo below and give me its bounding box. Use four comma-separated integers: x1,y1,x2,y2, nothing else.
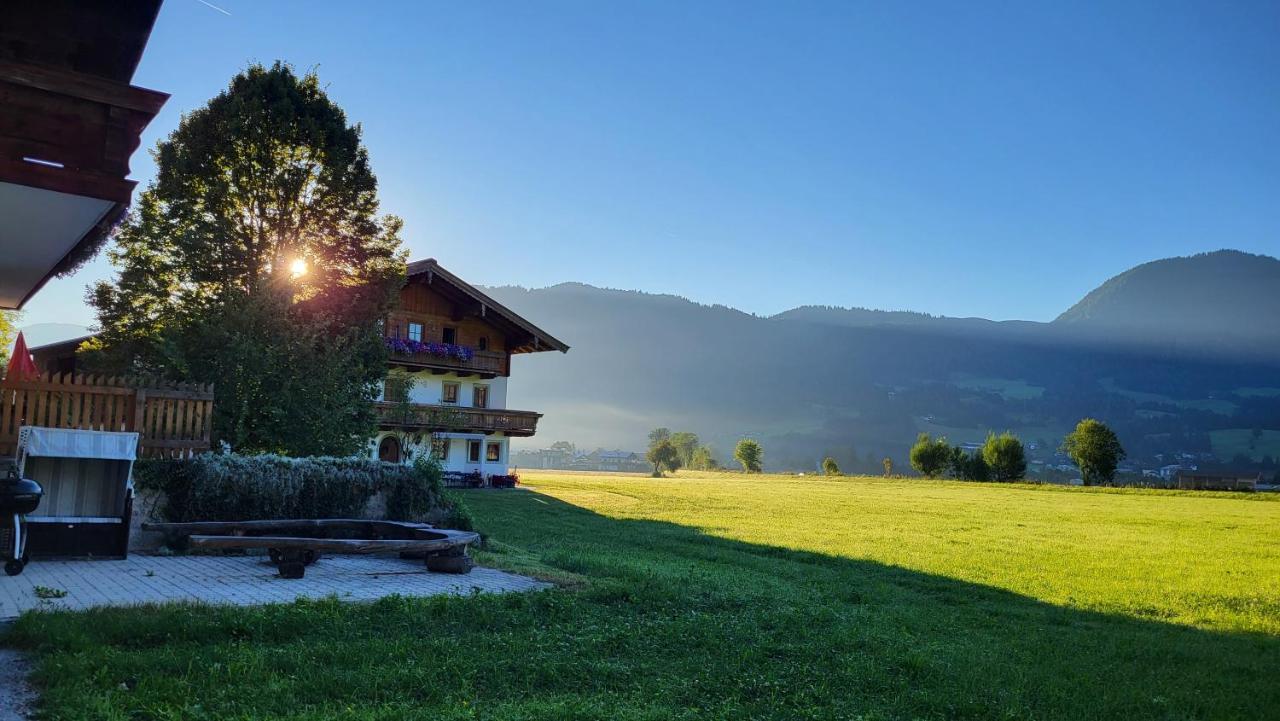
0,373,215,458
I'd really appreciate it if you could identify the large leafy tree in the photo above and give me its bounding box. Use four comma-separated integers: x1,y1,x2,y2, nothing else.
909,432,951,479
734,439,763,473
86,63,406,455
0,311,18,371
668,431,700,468
1062,419,1126,486
646,440,681,477
982,431,1027,482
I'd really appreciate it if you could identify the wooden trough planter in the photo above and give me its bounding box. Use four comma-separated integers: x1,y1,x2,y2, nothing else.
141,519,480,579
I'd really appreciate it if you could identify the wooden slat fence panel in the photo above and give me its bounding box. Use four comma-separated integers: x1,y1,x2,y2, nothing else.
0,372,215,458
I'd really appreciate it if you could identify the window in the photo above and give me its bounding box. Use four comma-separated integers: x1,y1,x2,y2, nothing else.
383,377,409,403
473,385,489,409
467,440,481,463
441,382,459,404
477,336,488,351
431,436,451,460
442,327,457,344
407,322,423,342
486,442,501,462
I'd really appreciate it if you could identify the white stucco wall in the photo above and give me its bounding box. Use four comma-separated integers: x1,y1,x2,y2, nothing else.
372,370,516,475
380,371,508,410
370,430,510,476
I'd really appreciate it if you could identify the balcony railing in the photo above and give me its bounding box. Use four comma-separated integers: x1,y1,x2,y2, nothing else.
374,402,541,437
386,347,507,376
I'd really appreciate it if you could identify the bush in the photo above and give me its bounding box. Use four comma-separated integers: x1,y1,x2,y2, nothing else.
439,492,475,532
135,453,449,523
384,455,446,520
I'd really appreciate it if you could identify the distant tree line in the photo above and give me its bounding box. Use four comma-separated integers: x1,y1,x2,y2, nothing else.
646,428,726,477
645,427,764,476
907,418,1126,486
909,431,1027,482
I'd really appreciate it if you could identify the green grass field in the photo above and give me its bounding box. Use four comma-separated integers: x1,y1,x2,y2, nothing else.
950,373,1045,400
6,471,1279,720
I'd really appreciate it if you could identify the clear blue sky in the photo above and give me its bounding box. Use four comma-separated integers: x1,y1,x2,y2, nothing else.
22,0,1280,330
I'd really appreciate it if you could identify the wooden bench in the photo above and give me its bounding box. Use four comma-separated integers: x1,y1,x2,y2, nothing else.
142,519,479,578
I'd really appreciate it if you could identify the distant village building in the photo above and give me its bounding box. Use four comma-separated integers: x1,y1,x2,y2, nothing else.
513,444,576,470
1159,463,1196,481
590,450,647,472
1176,470,1262,492
513,444,648,473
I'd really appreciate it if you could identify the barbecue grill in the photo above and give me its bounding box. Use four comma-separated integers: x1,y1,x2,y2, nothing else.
1,466,42,576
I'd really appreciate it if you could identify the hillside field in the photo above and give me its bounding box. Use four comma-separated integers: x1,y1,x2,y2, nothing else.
7,470,1279,720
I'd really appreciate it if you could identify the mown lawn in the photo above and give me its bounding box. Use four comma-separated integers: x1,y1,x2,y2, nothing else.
5,471,1279,720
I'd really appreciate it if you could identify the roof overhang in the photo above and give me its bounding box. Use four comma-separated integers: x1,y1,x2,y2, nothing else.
406,259,569,354
0,0,167,309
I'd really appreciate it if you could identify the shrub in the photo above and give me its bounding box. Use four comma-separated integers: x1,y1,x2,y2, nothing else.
135,453,449,523
383,455,445,520
439,492,475,532
909,433,951,478
982,431,1027,482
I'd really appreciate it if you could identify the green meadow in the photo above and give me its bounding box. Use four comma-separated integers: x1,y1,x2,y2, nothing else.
6,471,1279,720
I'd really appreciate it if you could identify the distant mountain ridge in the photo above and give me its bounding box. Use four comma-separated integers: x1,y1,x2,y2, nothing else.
1054,250,1280,338
484,250,1280,471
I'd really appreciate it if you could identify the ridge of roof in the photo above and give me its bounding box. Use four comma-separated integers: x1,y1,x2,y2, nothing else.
406,258,569,353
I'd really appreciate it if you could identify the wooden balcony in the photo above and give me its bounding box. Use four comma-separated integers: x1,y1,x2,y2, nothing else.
386,348,508,378
374,402,541,437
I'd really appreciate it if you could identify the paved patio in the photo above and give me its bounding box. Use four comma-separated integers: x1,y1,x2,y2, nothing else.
0,554,549,619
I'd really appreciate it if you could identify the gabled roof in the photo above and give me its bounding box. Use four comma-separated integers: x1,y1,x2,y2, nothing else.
405,259,569,354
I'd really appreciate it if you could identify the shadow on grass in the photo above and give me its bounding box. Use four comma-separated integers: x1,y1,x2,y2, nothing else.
468,488,1279,719
4,487,1276,720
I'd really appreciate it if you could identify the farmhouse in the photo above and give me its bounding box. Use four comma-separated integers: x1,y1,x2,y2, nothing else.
1176,470,1262,492
372,259,568,478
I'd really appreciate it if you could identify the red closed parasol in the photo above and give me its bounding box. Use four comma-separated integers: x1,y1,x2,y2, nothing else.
6,331,39,382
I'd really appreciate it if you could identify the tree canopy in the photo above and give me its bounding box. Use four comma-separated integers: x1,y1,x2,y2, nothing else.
690,445,718,471
669,432,700,468
85,63,406,455
909,433,951,478
734,439,763,472
647,440,681,477
982,431,1027,482
0,311,18,372
1062,419,1126,486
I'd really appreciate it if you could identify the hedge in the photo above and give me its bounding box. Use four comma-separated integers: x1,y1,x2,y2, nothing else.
134,453,448,523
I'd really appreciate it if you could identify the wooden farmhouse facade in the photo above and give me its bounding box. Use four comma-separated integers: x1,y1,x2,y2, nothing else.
373,259,567,478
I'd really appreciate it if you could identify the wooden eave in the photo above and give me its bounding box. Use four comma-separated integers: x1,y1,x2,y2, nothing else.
0,0,167,309
405,259,570,354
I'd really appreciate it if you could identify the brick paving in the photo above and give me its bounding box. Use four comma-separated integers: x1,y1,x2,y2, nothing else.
0,554,549,619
